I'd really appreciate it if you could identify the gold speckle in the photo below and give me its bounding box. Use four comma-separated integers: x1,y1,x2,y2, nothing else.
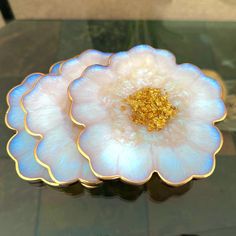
120,105,127,111
123,87,178,132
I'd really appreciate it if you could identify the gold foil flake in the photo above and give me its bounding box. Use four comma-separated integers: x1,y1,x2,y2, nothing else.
120,105,127,111
123,87,177,132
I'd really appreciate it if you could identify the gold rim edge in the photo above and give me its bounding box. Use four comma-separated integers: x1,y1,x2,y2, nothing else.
68,58,227,187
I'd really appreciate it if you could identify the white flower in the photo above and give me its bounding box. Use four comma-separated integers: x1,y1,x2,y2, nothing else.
69,45,226,186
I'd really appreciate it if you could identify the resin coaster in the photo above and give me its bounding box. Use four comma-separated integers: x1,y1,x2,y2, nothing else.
69,45,226,186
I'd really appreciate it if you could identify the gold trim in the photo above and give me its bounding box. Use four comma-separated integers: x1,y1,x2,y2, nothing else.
49,60,64,74
20,52,105,187
68,59,227,187
5,73,59,187
81,183,100,189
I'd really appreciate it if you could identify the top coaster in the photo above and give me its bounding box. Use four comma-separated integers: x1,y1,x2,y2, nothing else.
69,45,226,186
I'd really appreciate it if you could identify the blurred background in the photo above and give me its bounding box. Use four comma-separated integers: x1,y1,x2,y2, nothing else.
0,1,236,236
1,0,236,24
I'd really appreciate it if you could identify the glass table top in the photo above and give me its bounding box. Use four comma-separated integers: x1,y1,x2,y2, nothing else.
0,20,236,236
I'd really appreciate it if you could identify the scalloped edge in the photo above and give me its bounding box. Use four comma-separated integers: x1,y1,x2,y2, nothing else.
68,45,227,187
21,50,112,187
5,72,59,187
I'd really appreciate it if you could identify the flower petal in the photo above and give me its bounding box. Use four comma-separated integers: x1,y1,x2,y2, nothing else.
69,66,113,125
7,73,42,129
24,77,66,133
163,64,225,122
128,45,176,75
71,101,108,125
80,123,119,177
118,142,153,183
80,122,153,183
7,106,25,130
62,50,111,79
185,98,226,122
192,75,223,100
8,131,53,182
36,126,97,183
185,123,222,153
70,65,114,102
154,144,214,185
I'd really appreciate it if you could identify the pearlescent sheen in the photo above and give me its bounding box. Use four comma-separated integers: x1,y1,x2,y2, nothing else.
23,50,111,184
6,73,56,184
70,45,226,186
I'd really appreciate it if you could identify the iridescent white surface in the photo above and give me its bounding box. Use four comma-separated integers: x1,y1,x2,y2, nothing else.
6,73,55,184
23,50,111,184
70,45,226,185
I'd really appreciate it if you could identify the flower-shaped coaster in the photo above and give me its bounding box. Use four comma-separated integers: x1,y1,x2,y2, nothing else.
69,45,226,186
22,50,111,186
5,45,226,188
5,60,63,186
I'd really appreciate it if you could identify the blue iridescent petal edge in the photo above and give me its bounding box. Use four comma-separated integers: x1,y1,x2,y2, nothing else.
5,73,59,185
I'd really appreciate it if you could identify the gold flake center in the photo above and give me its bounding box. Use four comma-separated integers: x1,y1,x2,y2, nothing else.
122,87,178,132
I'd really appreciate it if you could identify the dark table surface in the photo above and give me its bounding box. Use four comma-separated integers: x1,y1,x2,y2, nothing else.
0,20,236,236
